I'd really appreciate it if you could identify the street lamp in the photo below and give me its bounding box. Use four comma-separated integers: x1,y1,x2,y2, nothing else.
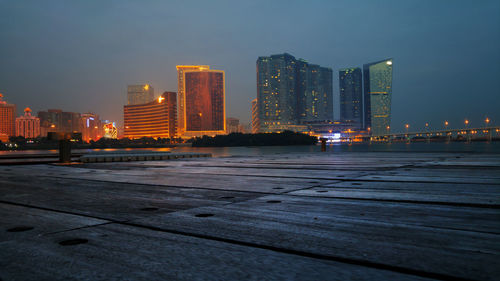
386,125,390,134
405,124,409,134
485,117,490,127
444,121,449,130
464,119,469,128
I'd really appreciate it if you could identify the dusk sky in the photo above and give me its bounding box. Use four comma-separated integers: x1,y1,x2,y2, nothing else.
1,0,499,131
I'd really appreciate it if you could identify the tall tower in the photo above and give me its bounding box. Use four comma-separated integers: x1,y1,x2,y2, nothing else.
0,93,16,138
127,84,154,105
339,67,363,129
182,68,225,137
363,59,393,135
176,65,210,135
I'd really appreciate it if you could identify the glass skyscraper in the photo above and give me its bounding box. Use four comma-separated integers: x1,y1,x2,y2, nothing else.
256,53,332,132
363,59,393,136
339,67,362,128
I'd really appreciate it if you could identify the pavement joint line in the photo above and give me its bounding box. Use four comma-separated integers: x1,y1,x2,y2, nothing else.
282,193,500,209
40,221,116,236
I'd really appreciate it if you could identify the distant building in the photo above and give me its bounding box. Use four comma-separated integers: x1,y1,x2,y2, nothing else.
363,59,393,135
256,53,332,132
226,117,240,134
38,109,81,137
182,68,225,138
0,93,16,138
339,68,363,129
124,91,177,139
16,107,40,138
80,113,103,142
127,84,154,105
251,98,259,133
176,65,210,135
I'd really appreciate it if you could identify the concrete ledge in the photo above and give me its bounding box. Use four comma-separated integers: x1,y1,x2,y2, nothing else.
80,152,211,163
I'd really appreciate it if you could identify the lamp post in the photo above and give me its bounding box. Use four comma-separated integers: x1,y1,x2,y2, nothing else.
485,117,490,127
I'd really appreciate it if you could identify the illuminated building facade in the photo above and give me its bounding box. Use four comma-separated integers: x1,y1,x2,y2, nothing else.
38,109,81,137
80,113,103,142
339,68,363,129
176,65,209,135
257,53,332,132
363,59,393,135
127,84,154,105
251,98,259,133
183,69,225,137
16,107,40,138
103,122,118,139
0,93,16,138
124,91,177,139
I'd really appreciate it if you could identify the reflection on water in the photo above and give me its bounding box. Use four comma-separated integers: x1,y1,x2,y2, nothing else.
1,142,499,157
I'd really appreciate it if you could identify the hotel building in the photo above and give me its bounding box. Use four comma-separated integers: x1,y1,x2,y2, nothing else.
124,91,177,139
16,107,40,138
181,68,225,138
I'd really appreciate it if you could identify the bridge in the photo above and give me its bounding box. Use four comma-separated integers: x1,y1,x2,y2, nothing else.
373,126,500,142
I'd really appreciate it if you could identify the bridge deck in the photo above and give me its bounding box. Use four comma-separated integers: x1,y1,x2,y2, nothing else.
1,151,499,280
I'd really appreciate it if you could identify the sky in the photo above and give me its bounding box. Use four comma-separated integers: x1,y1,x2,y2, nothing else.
1,0,499,132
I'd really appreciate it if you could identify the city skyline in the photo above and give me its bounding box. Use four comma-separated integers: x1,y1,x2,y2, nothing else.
0,1,499,132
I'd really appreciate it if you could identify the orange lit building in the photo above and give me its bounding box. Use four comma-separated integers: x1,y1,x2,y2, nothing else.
16,107,40,138
176,65,209,135
182,69,225,138
0,93,16,139
124,91,177,139
251,98,259,133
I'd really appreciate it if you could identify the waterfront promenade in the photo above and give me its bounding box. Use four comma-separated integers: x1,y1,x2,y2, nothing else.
1,150,499,280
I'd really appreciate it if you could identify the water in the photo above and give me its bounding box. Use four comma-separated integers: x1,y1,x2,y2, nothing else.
2,142,499,158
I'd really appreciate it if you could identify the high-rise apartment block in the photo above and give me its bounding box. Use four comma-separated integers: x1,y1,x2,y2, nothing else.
124,91,177,139
256,53,332,132
363,59,393,135
339,68,363,128
16,107,40,138
0,93,16,139
127,84,154,105
176,65,210,135
180,67,225,137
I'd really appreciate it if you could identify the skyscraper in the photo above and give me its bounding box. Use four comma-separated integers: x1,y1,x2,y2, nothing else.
0,93,16,138
183,68,225,137
256,53,332,132
127,84,154,105
339,68,363,128
80,113,103,142
299,64,333,123
124,92,177,139
363,59,393,135
176,65,210,135
16,107,40,138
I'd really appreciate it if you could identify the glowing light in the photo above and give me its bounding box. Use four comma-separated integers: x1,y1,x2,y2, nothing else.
50,124,55,128
144,84,150,91
445,121,449,126
386,61,392,65
158,96,165,103
485,117,490,124
465,119,469,125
